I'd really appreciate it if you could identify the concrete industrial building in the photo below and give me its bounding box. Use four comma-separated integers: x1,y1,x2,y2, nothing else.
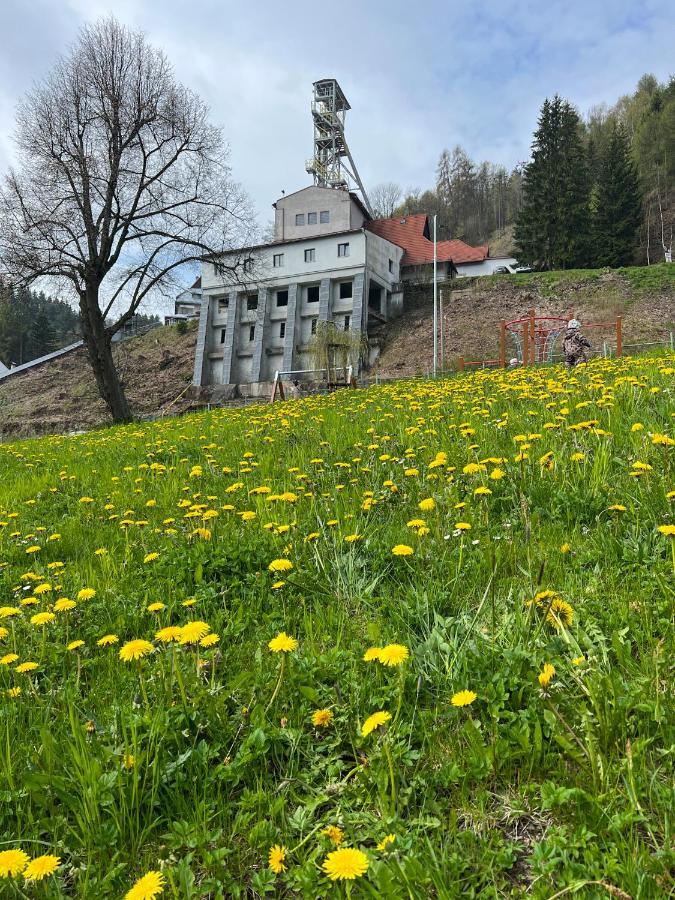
190,77,511,392
193,185,405,389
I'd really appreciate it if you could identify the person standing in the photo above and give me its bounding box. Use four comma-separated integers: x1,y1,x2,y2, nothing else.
562,319,591,367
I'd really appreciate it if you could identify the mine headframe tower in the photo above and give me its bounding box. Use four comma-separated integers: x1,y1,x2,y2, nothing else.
305,78,373,216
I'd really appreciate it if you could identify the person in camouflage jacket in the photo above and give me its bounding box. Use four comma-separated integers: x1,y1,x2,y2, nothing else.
562,319,591,367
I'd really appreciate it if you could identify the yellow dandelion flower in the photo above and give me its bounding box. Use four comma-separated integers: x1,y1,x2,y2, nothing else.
97,634,119,646
322,826,344,845
34,583,52,594
271,581,285,590
268,558,293,573
538,663,556,688
361,710,391,737
391,544,414,556
77,588,96,601
268,844,287,874
6,687,21,698
155,626,182,643
376,834,396,851
179,621,210,644
146,602,165,613
0,848,30,877
124,869,166,900
546,597,574,628
378,644,409,666
268,632,298,653
312,708,333,727
30,612,55,626
657,524,675,537
455,522,472,531
15,662,38,674
54,598,76,612
571,655,585,666
0,607,21,619
23,854,60,881
119,640,154,662
451,690,477,707
344,533,362,543
143,553,159,564
67,640,85,651
200,633,220,648
1,654,19,666
322,847,369,881
363,647,383,662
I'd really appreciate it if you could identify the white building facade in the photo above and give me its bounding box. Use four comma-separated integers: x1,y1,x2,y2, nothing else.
193,186,404,388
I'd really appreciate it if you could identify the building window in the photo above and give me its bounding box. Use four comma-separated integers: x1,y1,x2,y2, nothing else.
339,281,353,300
311,318,317,335
344,315,350,331
279,322,286,339
306,285,320,303
295,213,305,226
304,248,316,263
320,210,330,224
220,328,226,344
243,257,253,273
389,258,394,273
249,325,255,342
338,242,349,257
246,294,258,311
217,296,229,313
273,253,284,267
276,289,288,307
307,212,317,225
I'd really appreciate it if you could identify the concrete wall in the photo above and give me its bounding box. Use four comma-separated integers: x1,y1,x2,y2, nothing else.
273,185,367,242
456,257,518,277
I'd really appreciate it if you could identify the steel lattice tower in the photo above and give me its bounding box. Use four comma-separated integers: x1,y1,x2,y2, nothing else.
305,79,373,216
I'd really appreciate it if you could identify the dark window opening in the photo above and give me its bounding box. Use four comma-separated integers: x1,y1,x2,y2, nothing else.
276,290,288,307
388,259,394,273
247,295,258,311
344,315,350,331
217,296,229,313
249,325,255,342
339,281,353,299
220,328,226,344
311,318,317,335
279,322,286,339
306,285,320,303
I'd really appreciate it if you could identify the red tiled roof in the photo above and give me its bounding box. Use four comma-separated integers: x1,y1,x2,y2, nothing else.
365,214,488,266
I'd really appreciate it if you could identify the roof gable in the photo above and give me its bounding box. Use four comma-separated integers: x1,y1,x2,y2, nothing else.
366,215,488,265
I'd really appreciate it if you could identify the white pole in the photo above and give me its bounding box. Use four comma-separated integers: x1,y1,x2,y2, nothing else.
439,288,444,372
433,214,438,378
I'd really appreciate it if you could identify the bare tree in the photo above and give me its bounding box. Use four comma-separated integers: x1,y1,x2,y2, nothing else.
0,17,253,421
369,181,403,219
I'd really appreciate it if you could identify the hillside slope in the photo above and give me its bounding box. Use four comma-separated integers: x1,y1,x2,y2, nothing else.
375,265,675,377
0,323,198,439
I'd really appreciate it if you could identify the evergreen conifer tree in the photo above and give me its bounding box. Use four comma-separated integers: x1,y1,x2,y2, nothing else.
593,125,642,267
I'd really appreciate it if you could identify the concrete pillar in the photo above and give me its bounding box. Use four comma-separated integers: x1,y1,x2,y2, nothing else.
192,292,211,386
351,271,366,334
318,278,331,324
251,288,269,381
282,283,300,372
221,293,238,384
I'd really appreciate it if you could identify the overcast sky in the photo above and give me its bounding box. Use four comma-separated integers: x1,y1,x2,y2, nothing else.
0,0,673,306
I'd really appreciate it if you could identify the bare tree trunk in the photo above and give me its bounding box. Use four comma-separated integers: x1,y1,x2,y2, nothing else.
80,283,132,422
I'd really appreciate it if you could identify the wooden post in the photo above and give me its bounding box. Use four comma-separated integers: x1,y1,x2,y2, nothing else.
458,356,465,372
499,320,506,368
616,315,623,357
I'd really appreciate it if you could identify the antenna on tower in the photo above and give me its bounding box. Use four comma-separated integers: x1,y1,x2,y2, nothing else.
305,78,373,217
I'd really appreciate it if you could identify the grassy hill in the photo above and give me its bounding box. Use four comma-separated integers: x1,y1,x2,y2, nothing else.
375,264,675,377
0,352,673,896
0,322,198,440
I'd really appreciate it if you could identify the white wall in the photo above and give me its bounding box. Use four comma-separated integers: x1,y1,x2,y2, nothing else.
273,185,367,241
456,257,518,277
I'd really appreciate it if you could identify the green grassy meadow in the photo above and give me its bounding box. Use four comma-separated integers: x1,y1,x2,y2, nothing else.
0,354,673,898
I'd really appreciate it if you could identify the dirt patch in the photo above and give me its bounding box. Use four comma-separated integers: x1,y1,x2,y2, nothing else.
0,323,198,440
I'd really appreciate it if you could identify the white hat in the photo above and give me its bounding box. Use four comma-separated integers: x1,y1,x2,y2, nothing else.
567,318,581,329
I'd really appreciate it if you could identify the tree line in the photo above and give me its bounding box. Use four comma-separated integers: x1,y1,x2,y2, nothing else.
369,73,674,268
0,286,80,366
